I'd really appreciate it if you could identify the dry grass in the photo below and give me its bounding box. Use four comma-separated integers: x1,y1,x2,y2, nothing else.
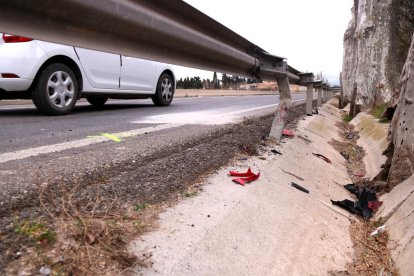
345,219,396,275
238,143,258,156
329,121,366,184
6,180,161,275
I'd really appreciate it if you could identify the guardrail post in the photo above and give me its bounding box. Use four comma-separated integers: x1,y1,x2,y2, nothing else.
298,73,314,116
317,87,322,107
269,75,291,139
306,82,314,115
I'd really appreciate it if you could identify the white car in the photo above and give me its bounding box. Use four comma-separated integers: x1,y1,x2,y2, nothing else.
0,33,176,115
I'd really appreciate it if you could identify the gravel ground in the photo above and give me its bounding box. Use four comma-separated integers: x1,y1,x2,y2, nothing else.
0,103,308,274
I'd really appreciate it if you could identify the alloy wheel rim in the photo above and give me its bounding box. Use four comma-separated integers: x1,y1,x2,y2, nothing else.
47,71,74,108
161,77,173,101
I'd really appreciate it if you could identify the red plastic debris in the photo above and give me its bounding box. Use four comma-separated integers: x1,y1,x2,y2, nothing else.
312,153,332,164
354,171,365,177
368,200,383,212
229,168,254,177
282,129,294,137
232,172,260,186
229,168,260,186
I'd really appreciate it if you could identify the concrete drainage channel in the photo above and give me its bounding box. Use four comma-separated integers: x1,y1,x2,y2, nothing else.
351,112,414,276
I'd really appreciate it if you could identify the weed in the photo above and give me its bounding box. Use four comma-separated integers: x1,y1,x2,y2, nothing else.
183,191,198,197
379,117,390,123
371,102,390,123
373,217,385,228
371,102,387,119
342,113,354,123
133,220,147,232
133,203,148,212
14,220,56,245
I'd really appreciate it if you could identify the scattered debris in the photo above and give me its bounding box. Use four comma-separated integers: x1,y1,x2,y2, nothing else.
370,225,387,237
345,132,357,140
312,153,332,164
271,149,282,155
229,168,260,186
232,173,260,186
297,135,312,144
229,168,254,177
354,171,365,177
331,184,383,219
368,200,383,211
258,156,267,160
282,129,294,137
291,182,309,194
281,169,305,181
39,265,52,276
340,151,350,160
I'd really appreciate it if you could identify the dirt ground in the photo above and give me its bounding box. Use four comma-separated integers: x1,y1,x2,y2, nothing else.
0,104,307,275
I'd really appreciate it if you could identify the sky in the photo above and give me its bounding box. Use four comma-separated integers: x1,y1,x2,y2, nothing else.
174,0,354,85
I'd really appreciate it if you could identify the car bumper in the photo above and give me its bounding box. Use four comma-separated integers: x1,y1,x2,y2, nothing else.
0,78,33,91
0,40,47,91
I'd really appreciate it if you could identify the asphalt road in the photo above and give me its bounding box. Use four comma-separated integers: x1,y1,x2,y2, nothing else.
0,94,306,158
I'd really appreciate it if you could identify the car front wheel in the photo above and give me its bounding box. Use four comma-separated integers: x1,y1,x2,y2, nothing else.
32,63,78,115
152,73,174,106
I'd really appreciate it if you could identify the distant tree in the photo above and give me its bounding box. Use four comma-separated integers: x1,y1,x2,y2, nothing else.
176,76,204,89
212,72,219,89
177,77,184,88
193,76,203,89
222,73,228,89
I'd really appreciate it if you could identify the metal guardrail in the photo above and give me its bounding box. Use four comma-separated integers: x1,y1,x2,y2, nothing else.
0,0,335,137
0,0,312,85
0,0,279,81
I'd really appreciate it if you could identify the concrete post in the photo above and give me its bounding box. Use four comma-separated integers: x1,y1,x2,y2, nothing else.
306,82,314,115
298,73,314,116
317,87,322,107
269,75,291,139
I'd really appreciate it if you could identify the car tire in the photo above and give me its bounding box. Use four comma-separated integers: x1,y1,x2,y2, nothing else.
152,73,174,106
32,63,78,115
87,96,108,107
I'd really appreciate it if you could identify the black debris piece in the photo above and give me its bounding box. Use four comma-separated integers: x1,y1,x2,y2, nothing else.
331,184,382,219
271,149,282,155
291,182,309,194
312,153,332,164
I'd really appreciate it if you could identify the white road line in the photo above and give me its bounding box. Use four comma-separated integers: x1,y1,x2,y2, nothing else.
132,99,304,125
0,123,183,164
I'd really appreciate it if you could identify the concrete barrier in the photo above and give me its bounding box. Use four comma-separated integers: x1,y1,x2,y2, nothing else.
376,175,414,276
350,113,389,179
